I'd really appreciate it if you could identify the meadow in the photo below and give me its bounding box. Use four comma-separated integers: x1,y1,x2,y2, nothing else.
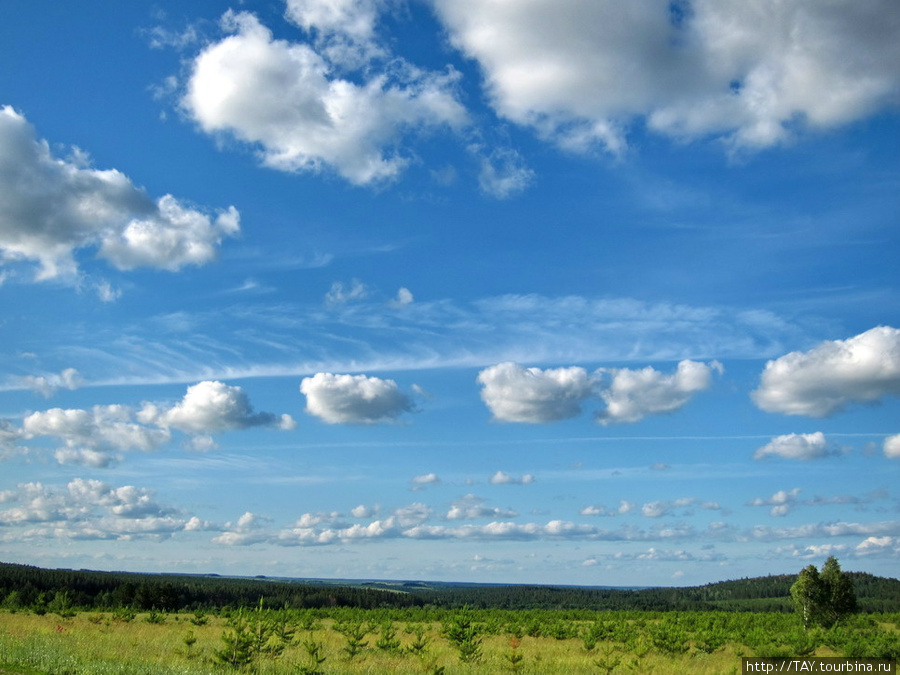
1,605,898,675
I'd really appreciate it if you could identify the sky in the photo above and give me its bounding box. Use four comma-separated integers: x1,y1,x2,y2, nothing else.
0,0,898,588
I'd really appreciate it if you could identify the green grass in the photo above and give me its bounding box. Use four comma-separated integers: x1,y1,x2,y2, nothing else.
0,609,897,675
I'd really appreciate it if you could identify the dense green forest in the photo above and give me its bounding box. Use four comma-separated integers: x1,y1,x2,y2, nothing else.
2,561,899,615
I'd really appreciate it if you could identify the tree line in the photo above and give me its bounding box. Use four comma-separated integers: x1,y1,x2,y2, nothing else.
1,559,898,614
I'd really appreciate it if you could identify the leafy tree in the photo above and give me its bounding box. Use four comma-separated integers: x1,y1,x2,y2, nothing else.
792,565,826,629
791,557,857,629
821,556,858,626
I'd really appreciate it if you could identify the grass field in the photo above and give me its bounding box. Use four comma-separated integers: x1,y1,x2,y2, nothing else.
0,608,898,675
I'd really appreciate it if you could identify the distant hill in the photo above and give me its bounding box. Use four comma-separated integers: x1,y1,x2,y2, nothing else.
1,561,898,613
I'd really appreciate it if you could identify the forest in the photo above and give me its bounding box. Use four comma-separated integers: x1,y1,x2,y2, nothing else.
2,560,900,614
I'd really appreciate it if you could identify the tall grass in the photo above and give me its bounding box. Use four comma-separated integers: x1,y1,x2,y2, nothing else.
0,609,897,675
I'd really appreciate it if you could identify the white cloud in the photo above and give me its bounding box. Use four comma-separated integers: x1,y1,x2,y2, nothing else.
213,511,270,546
0,478,190,541
750,488,801,517
885,434,900,459
325,279,368,304
446,494,518,520
15,381,291,465
393,286,414,306
0,106,239,282
750,520,900,542
284,0,387,68
300,372,415,424
639,497,718,518
753,432,836,461
23,405,172,457
38,293,805,389
411,473,440,486
351,504,377,518
489,471,534,485
182,11,467,186
17,368,82,398
145,380,292,434
477,362,595,423
595,360,722,425
641,501,670,518
54,447,120,469
94,280,121,303
855,536,897,557
286,0,382,41
752,326,900,417
476,147,535,199
98,196,239,271
430,0,900,153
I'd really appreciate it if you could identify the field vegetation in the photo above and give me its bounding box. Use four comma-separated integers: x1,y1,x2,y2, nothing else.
0,560,898,675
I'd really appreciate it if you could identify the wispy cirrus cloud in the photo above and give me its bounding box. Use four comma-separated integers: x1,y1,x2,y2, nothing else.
2,293,811,391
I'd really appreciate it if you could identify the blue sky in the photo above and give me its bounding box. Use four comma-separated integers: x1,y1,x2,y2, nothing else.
0,0,898,587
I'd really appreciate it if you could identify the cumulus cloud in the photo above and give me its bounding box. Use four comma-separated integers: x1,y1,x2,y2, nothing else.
489,471,534,485
477,362,595,423
0,478,190,541
855,536,898,557
16,368,82,398
300,372,415,424
479,359,720,425
284,0,388,67
392,286,414,306
13,381,291,466
752,326,900,417
595,360,722,425
885,434,900,459
182,11,467,186
753,432,837,461
212,511,271,546
446,494,518,520
430,0,900,153
23,405,172,463
750,488,802,517
0,106,239,282
54,447,120,469
286,0,382,41
411,473,440,490
143,380,294,434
